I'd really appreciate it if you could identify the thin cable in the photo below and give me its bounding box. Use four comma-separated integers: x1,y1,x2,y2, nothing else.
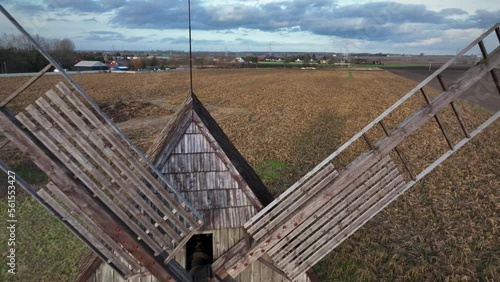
188,0,193,94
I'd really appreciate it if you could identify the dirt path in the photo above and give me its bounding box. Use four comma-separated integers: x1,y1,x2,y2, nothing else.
382,66,500,112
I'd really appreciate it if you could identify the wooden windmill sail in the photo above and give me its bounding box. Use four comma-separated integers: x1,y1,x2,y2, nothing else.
1,3,499,281
212,23,500,280
0,5,203,282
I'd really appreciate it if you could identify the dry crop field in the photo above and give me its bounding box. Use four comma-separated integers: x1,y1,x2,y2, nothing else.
0,69,498,281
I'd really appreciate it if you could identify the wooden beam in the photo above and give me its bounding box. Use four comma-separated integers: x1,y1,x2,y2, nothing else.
38,189,134,277
419,88,455,150
478,40,488,59
257,257,291,281
0,63,52,108
378,120,416,180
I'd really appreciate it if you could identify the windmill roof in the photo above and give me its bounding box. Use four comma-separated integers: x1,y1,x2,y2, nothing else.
147,92,274,208
74,61,107,67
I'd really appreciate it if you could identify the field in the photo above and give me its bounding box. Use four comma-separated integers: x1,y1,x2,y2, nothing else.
0,69,499,281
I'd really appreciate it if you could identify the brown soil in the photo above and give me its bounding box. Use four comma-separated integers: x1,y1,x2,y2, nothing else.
0,69,498,281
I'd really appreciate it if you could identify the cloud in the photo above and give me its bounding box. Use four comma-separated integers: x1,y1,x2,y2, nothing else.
439,8,468,16
43,0,125,13
46,18,69,22
394,37,443,47
11,3,46,14
107,1,499,44
44,0,105,13
83,17,98,22
82,31,145,42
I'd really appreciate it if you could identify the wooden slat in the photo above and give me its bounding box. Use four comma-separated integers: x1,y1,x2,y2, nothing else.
277,167,401,268
46,182,142,270
45,89,191,238
47,87,193,236
379,120,415,180
16,110,164,255
23,101,174,249
420,88,455,150
38,189,133,277
286,177,406,279
251,157,387,242
37,95,184,246
224,157,392,278
245,164,336,233
249,165,339,240
0,63,52,108
56,82,201,228
270,161,397,260
1,106,187,282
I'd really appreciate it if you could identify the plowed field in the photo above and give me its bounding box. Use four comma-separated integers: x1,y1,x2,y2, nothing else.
0,69,498,281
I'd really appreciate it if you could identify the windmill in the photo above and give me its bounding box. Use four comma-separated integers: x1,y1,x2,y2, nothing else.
0,4,499,282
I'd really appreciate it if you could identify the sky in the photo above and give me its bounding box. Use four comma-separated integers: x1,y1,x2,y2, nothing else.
0,0,499,54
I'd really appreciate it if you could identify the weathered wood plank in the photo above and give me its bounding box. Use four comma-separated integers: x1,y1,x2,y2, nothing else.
286,178,406,279
36,95,179,246
38,189,133,277
193,113,264,210
44,93,192,244
276,167,400,267
16,110,165,255
46,89,192,238
249,168,339,241
25,100,174,248
56,82,202,228
245,164,336,234
223,157,391,278
1,107,187,281
269,162,396,259
46,182,141,270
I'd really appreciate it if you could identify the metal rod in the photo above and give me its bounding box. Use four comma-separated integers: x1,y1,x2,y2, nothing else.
496,27,500,43
362,133,375,150
437,75,471,138
188,0,194,94
478,40,488,59
420,88,455,150
0,4,203,221
379,120,416,180
0,63,52,108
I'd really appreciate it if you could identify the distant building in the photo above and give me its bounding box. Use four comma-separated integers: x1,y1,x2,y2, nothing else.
74,61,109,71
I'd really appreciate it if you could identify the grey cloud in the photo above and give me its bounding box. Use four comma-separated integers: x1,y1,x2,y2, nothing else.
439,8,468,16
43,0,125,13
109,1,498,43
46,17,69,22
12,3,46,14
44,0,105,13
82,31,144,42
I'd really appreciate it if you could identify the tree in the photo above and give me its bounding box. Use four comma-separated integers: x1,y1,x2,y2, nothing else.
0,33,76,72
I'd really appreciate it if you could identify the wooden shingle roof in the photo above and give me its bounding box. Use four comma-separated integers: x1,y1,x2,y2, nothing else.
147,92,274,211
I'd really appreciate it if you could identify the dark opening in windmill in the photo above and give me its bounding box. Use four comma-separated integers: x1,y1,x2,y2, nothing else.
186,233,213,271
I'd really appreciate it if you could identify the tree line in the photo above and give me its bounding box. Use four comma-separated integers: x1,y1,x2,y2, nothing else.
0,33,76,73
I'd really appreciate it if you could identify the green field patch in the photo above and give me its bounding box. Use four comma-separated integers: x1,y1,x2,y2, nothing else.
254,159,287,183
